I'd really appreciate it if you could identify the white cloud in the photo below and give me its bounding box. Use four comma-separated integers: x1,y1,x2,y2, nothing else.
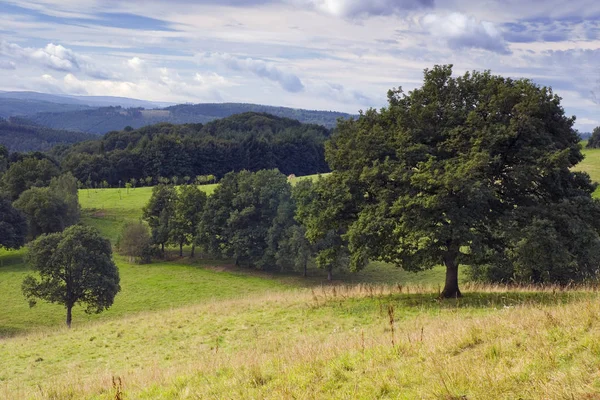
422,13,511,54
197,52,304,93
0,40,113,79
298,0,433,18
194,72,231,87
127,57,146,72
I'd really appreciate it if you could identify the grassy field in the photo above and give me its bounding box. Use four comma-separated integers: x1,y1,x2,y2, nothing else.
2,160,600,398
2,285,600,398
574,144,600,197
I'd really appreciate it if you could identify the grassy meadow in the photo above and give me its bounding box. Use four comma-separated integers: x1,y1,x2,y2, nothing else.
2,151,600,399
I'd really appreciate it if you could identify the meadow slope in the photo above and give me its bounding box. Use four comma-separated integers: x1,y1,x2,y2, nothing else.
1,151,600,399
2,286,600,399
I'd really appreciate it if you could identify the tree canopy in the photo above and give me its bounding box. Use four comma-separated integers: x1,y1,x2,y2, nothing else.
0,199,27,250
323,65,599,297
14,173,80,240
2,156,60,200
22,225,120,327
198,169,292,268
586,126,600,148
53,112,330,186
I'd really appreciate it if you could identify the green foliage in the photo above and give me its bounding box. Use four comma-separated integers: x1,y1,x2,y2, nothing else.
2,156,60,200
293,177,358,280
324,65,598,296
116,221,153,264
0,199,27,250
470,197,600,284
0,118,95,152
55,112,330,186
142,184,177,255
22,225,120,327
586,126,600,149
199,169,292,268
13,173,80,240
170,184,207,256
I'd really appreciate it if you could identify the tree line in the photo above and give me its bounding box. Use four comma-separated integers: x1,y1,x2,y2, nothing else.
128,170,347,281
134,66,600,298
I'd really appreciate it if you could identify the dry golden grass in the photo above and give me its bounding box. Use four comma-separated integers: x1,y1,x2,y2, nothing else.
2,284,600,399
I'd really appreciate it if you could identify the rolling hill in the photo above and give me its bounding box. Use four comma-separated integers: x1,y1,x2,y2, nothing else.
24,103,353,134
0,118,96,152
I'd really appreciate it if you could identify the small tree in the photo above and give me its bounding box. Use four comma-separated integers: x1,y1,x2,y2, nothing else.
143,184,177,256
22,225,120,328
14,187,76,239
586,126,600,148
0,199,27,250
14,173,80,240
2,157,60,200
293,177,356,281
170,184,207,257
116,221,152,263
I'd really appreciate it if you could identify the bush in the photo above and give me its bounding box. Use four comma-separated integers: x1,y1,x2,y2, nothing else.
116,221,152,264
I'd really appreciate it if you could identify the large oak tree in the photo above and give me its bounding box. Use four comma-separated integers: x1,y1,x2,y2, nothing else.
325,65,598,297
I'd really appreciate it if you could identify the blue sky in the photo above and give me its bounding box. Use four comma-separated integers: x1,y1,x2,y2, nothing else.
1,0,600,131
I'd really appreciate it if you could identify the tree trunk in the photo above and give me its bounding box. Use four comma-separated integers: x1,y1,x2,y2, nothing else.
327,267,332,282
66,305,73,328
441,252,461,298
179,242,183,257
191,244,195,258
161,242,165,256
303,260,307,278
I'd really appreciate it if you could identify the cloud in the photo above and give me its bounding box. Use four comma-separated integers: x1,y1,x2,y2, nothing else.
0,40,113,79
198,52,304,93
194,72,231,87
0,60,16,70
127,56,146,72
422,13,511,54
299,0,434,18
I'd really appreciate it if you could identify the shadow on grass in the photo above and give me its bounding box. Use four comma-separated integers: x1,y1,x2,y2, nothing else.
317,290,597,320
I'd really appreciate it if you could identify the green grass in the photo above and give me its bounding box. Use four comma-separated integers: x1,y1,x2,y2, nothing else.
2,285,600,399
574,144,600,197
79,184,218,241
5,163,600,398
0,249,288,337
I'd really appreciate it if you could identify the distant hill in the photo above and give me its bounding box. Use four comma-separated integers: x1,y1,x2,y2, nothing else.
0,98,90,118
0,118,96,152
165,103,354,128
23,103,354,134
0,91,168,109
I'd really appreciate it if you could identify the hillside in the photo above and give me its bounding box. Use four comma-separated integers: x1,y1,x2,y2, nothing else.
0,118,96,152
0,97,90,118
2,153,600,397
56,112,331,185
25,103,353,134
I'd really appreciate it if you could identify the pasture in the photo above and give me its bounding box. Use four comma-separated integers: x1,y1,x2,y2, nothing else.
1,151,600,399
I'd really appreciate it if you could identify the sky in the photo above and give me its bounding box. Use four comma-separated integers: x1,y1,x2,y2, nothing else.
1,0,600,131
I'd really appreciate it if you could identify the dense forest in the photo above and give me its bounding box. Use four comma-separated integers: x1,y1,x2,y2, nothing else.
52,112,331,185
0,118,96,152
26,103,353,134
